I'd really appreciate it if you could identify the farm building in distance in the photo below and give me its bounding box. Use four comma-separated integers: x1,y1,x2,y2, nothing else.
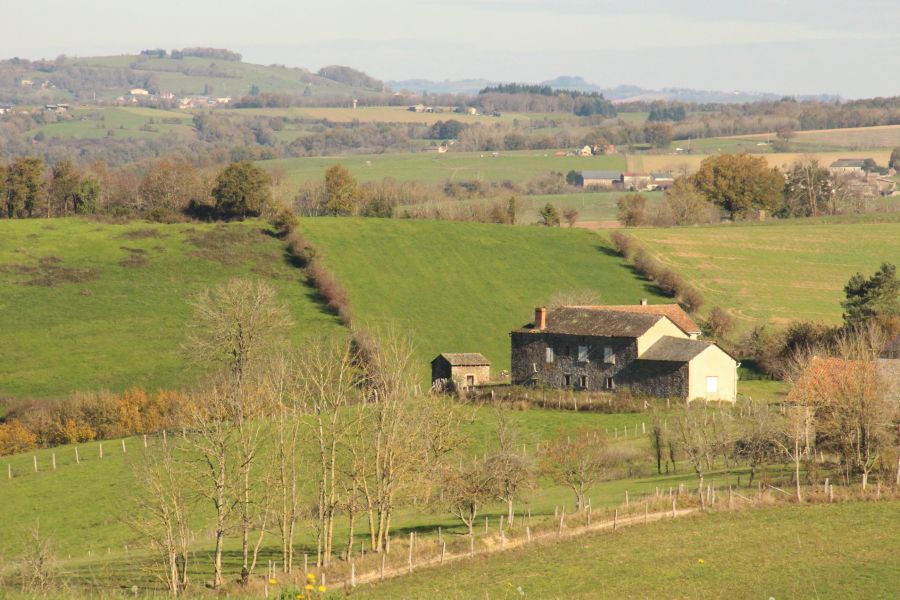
578,171,673,192
510,303,738,402
431,353,491,390
829,158,867,176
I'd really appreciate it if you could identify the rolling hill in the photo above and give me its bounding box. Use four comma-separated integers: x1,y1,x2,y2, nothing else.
0,219,342,399
296,217,668,381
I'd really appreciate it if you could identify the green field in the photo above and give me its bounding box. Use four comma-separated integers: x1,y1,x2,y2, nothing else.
356,502,900,599
262,150,626,188
0,219,341,399
34,107,194,141
406,191,665,225
297,218,665,380
630,220,900,328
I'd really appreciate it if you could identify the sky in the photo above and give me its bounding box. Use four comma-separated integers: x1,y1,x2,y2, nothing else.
1,0,898,98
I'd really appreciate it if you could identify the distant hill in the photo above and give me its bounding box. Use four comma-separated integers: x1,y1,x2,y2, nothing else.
0,51,387,104
389,74,840,104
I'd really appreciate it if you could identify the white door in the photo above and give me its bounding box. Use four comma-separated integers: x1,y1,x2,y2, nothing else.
706,376,719,394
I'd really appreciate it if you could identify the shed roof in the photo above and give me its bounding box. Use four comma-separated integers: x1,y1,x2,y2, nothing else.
515,307,666,338
581,170,622,180
433,353,491,366
830,159,866,168
637,336,715,362
573,303,701,334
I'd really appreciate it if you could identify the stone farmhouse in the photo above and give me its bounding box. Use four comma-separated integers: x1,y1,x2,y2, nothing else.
431,353,491,391
510,303,738,402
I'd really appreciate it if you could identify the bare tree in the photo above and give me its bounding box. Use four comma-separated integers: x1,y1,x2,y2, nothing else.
130,438,191,596
484,411,534,525
541,428,636,511
671,404,716,505
12,526,60,596
297,338,359,567
443,459,496,538
733,400,778,486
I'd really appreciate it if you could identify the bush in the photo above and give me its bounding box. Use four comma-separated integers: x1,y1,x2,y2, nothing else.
609,231,638,258
678,285,705,313
306,259,353,326
0,420,38,455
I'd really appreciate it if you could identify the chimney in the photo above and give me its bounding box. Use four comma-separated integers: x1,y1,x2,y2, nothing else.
535,307,547,330
639,298,648,306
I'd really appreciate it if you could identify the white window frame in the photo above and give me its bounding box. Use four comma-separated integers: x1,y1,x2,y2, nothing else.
579,375,588,388
545,346,555,363
577,345,589,363
603,346,615,364
605,377,615,390
706,376,719,394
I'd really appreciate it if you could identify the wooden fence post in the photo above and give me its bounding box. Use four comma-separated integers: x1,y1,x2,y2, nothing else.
304,553,308,575
380,552,385,581
7,464,10,479
52,453,56,470
99,442,103,459
625,490,629,507
614,509,618,531
644,501,648,524
440,540,446,564
143,434,147,448
350,560,356,588
33,455,37,472
526,526,532,543
408,532,413,574
75,446,80,464
470,534,474,557
121,439,126,454
672,497,676,518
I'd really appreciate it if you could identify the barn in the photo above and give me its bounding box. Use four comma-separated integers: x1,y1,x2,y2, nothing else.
431,353,491,390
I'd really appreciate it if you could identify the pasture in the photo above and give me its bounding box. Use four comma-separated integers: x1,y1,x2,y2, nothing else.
262,150,626,188
217,106,533,124
0,219,341,399
629,220,900,328
627,149,893,174
296,217,665,380
33,107,194,141
356,502,900,599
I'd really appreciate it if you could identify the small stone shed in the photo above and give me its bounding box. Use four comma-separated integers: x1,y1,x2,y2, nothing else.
431,353,491,390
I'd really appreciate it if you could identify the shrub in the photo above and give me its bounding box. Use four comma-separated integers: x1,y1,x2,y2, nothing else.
609,231,638,258
678,285,705,313
0,420,38,455
306,259,353,326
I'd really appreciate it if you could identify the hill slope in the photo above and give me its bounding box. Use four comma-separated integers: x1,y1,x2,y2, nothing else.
630,220,900,328
297,218,668,380
0,219,342,399
356,502,900,599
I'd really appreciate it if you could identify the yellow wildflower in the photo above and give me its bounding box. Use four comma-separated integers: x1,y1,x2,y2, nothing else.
305,584,314,591
307,573,316,581
318,585,327,592
698,559,705,564
269,578,277,585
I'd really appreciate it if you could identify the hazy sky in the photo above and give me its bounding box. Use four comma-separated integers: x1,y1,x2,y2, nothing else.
2,0,898,97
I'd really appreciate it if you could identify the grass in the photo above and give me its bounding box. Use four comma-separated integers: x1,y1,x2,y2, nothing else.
34,107,194,141
0,407,651,560
217,106,532,124
0,219,342,399
296,217,666,380
262,150,626,188
628,220,900,329
627,150,893,174
355,501,900,599
405,191,665,225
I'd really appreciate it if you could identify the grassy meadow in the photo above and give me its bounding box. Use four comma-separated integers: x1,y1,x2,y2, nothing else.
356,502,900,599
0,219,341,399
296,218,666,380
34,107,194,141
629,220,900,328
262,151,626,188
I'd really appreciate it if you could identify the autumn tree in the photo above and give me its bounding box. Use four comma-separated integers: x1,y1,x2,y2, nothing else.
692,153,784,218
140,158,208,216
782,159,834,217
616,193,648,227
5,156,46,218
212,161,273,220
562,207,579,227
47,160,80,218
664,177,716,225
323,164,360,216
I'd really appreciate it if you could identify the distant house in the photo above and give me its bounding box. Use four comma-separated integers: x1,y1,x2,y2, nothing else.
129,88,150,96
622,173,654,191
0,104,12,115
579,145,593,156
581,171,622,189
159,91,175,101
44,104,70,114
19,79,33,87
595,144,617,155
829,158,867,176
408,104,426,112
651,172,675,190
431,353,491,390
510,304,738,402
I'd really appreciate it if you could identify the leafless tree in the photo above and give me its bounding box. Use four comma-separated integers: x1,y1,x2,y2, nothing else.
130,438,191,596
443,459,496,538
671,404,716,505
484,411,534,525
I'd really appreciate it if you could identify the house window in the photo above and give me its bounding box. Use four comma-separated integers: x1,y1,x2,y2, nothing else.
706,376,719,394
466,375,475,387
564,374,571,386
580,375,588,388
545,346,555,363
603,346,615,364
577,345,589,362
605,377,615,390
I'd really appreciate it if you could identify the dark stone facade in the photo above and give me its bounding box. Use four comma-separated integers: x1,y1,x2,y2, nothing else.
510,331,688,397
